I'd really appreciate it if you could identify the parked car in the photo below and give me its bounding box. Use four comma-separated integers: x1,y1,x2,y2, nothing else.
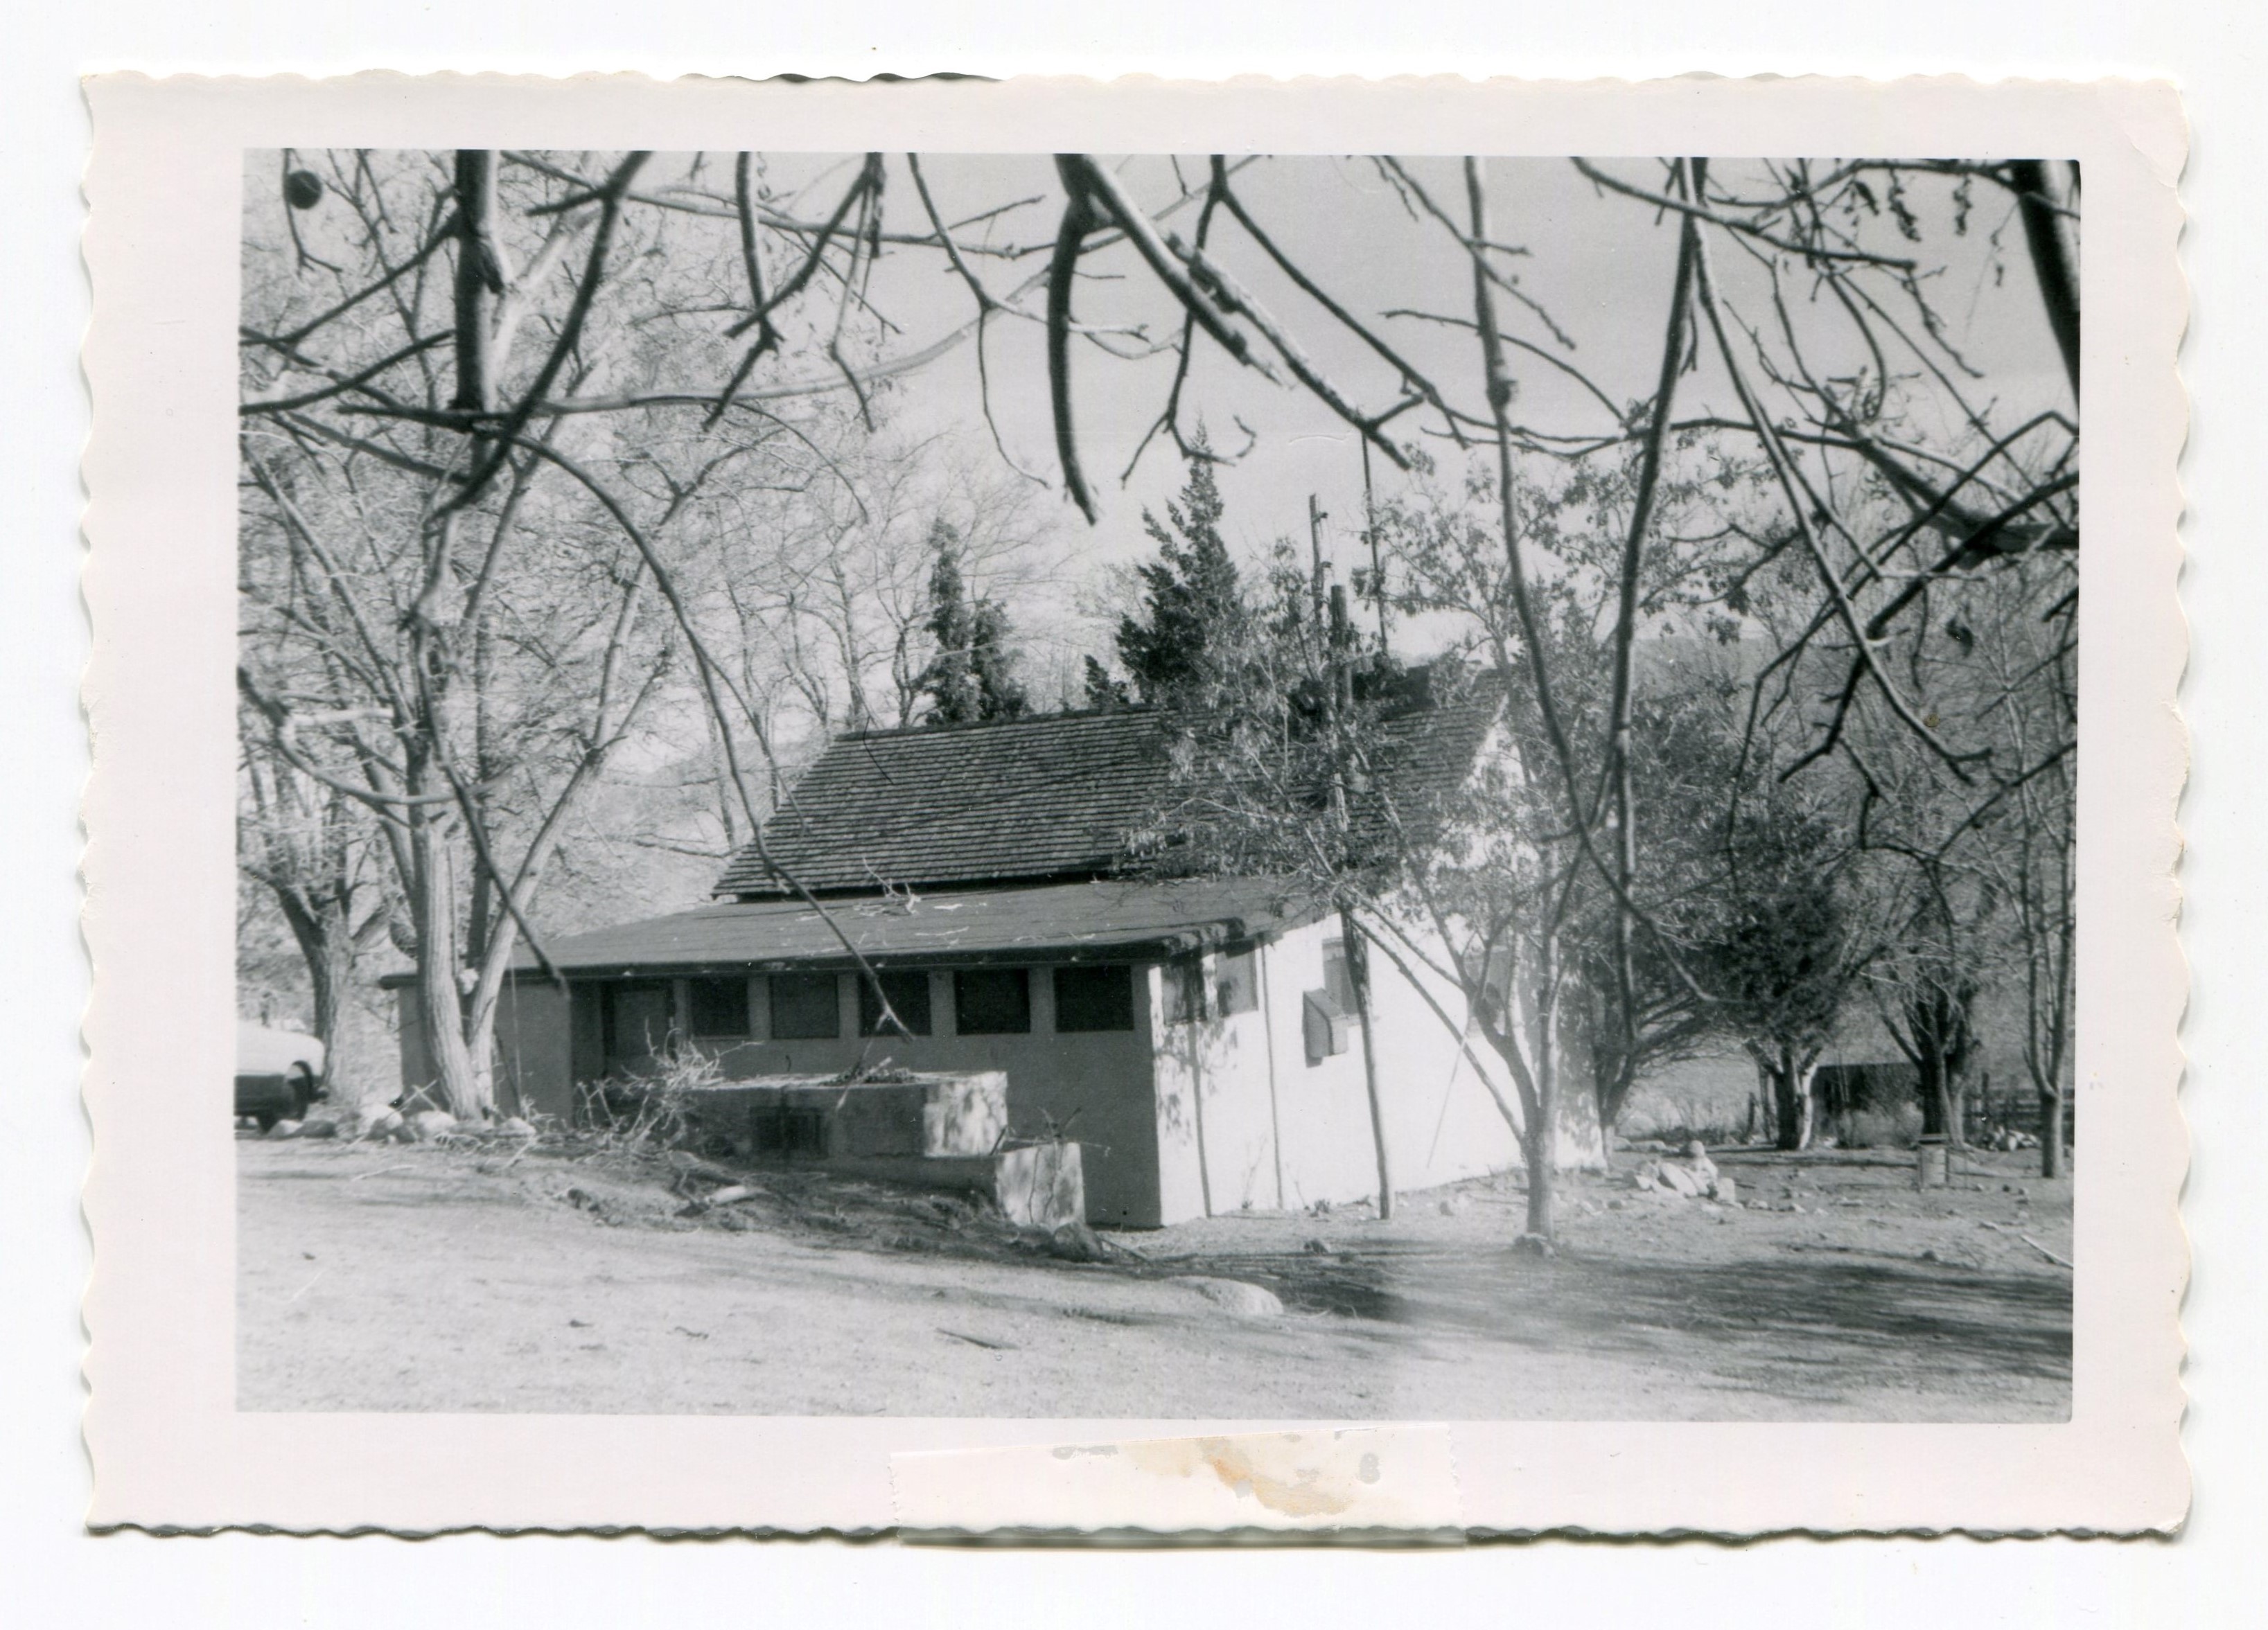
236,1021,326,1131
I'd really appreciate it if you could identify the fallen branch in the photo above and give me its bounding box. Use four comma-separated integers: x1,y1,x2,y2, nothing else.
938,1328,1017,1351
664,1150,746,1187
1978,1220,2074,1268
348,1163,416,1183
2019,1232,2074,1269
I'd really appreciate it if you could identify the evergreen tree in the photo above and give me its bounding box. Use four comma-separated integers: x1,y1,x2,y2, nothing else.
917,520,1028,726
1116,437,1248,711
1081,654,1129,710
966,598,1028,722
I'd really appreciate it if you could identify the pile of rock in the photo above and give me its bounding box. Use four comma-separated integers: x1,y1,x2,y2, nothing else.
1630,1140,1738,1206
261,1101,538,1145
1985,1126,2041,1153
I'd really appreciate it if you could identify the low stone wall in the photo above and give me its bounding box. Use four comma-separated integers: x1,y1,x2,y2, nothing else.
829,1142,1084,1230
674,1070,1084,1228
682,1070,1008,1160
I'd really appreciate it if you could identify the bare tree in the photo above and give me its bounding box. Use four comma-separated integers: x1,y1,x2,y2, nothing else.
239,150,697,1117
236,146,2076,1176
236,738,394,1095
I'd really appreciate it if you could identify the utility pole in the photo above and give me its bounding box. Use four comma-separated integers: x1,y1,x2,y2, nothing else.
1361,438,1390,659
1311,492,1395,1221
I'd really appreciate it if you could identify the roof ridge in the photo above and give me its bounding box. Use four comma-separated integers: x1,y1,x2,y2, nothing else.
830,705,1158,744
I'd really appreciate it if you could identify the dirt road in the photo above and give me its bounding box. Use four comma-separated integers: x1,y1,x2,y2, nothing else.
238,1136,2071,1420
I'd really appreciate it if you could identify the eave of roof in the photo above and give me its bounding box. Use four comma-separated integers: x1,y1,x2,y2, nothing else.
382,878,1327,987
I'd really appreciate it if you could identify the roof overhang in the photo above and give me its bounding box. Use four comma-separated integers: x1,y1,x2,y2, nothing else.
379,878,1325,989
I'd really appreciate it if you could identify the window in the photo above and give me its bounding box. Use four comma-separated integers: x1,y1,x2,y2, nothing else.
857,970,933,1036
602,982,674,1068
1053,964,1135,1032
768,973,841,1040
687,977,750,1038
1161,957,1207,1025
1322,938,1358,1013
1303,989,1355,1064
954,967,1031,1035
1306,939,1360,1065
1214,947,1259,1016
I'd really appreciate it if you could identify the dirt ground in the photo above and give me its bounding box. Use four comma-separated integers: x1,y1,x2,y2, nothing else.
237,1132,2071,1420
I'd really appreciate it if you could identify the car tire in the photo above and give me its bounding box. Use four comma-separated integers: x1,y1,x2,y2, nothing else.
254,1109,279,1132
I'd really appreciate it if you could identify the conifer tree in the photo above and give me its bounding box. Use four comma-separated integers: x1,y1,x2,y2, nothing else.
1115,437,1248,712
1081,654,1129,710
917,520,1028,725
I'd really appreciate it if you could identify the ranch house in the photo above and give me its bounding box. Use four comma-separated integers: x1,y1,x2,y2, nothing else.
396,702,1529,1227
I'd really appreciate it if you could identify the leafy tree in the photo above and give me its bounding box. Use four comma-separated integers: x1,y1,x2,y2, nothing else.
1368,443,1767,1229
1685,797,1867,1150
1858,762,2001,1152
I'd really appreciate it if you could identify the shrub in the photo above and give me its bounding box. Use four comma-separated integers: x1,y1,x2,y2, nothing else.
1834,1104,1925,1150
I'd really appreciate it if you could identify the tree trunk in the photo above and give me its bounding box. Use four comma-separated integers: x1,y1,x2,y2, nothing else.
1770,1049,1801,1150
1928,1053,1960,1149
310,904,355,1101
272,889,357,1103
1342,909,1394,1221
1524,1122,1555,1237
1905,984,1978,1149
463,975,502,1119
1759,1052,1814,1156
1524,961,1561,1238
408,809,489,1120
2040,1086,2067,1179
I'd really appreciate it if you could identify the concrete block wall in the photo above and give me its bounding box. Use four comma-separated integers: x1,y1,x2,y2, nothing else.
673,1070,1008,1160
533,967,1164,1228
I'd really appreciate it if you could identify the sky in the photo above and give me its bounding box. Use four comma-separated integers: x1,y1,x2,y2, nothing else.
725,152,2073,623
252,147,2073,680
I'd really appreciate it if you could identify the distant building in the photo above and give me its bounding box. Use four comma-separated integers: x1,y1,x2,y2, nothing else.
395,703,1529,1227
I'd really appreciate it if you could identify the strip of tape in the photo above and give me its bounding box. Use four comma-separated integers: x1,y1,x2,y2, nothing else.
892,1426,1463,1541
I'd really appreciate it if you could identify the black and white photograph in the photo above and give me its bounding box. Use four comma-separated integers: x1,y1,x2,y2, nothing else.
229,141,2084,1425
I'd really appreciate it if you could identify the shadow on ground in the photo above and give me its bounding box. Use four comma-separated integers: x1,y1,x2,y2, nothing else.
1212,1243,2068,1379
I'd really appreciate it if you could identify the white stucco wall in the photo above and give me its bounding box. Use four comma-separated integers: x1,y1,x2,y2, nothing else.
1149,917,1528,1225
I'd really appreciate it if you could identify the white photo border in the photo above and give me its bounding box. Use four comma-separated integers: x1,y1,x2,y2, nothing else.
80,71,2188,1535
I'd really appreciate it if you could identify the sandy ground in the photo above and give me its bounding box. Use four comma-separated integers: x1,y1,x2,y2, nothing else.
237,1133,2071,1420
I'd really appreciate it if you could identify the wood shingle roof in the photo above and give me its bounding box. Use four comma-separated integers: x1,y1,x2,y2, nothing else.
712,671,1502,903
714,709,1172,898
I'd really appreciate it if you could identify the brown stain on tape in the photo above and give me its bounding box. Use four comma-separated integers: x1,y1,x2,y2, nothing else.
1118,1434,1363,1519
